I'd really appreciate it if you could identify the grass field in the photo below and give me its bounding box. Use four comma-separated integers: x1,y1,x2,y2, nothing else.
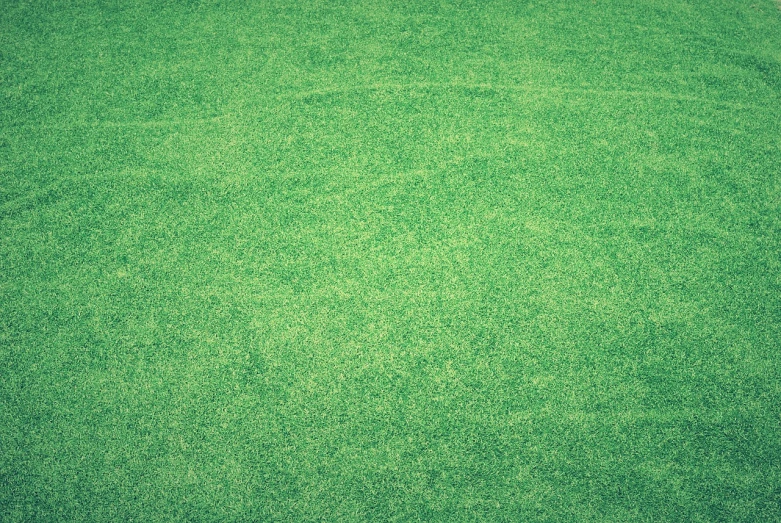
2,0,781,521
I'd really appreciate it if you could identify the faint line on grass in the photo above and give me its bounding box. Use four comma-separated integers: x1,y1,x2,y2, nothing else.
276,81,766,111
1,82,768,132
1,114,231,132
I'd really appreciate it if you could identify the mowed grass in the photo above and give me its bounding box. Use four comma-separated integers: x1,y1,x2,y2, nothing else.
2,0,780,521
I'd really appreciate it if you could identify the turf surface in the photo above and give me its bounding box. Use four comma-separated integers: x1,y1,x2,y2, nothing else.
2,0,781,521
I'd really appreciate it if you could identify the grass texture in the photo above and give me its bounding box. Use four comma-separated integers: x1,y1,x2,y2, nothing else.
2,0,781,521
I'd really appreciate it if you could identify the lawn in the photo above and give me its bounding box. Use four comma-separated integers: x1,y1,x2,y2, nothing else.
1,0,780,521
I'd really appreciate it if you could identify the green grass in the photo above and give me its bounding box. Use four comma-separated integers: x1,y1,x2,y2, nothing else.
2,0,781,521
